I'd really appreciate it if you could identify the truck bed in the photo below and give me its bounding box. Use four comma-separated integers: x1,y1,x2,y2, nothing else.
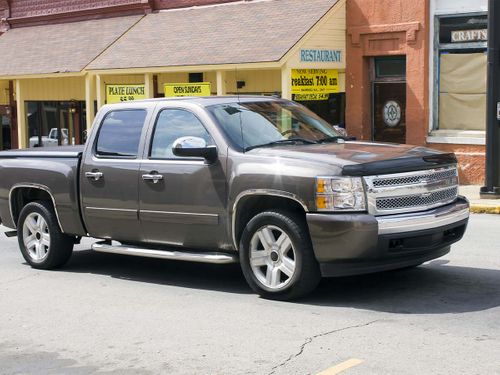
0,146,86,236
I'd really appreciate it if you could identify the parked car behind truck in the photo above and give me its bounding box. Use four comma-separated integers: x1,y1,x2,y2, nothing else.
0,96,469,300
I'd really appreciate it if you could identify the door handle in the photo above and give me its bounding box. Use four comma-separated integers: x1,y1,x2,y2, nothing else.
85,171,103,181
142,173,163,184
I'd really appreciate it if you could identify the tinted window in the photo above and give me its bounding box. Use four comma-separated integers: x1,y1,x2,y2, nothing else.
207,101,339,150
150,109,213,159
96,110,146,157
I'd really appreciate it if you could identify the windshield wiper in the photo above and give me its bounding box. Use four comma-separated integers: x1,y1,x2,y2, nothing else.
317,136,349,144
245,138,317,151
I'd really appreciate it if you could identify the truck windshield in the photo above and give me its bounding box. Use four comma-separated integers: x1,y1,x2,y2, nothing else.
207,101,342,151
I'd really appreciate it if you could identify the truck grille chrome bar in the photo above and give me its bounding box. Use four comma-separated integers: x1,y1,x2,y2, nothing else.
364,166,459,215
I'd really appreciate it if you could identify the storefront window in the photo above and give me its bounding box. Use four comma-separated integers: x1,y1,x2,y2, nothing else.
1,112,11,150
293,93,346,128
435,14,487,131
27,101,86,147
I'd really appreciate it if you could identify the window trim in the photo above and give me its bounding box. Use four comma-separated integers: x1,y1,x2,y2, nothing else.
147,107,215,161
93,108,148,160
432,12,488,131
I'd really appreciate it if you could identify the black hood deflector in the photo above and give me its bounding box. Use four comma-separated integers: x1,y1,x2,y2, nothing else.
342,153,457,176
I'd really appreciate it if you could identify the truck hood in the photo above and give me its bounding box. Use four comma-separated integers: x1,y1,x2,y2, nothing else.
247,141,457,176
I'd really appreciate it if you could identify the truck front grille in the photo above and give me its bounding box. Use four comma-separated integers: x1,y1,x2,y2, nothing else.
364,166,459,215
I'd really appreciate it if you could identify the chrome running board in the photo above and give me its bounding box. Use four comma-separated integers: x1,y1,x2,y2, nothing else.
92,241,238,264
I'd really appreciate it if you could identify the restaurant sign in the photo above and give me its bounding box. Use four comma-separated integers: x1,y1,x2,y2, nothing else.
291,69,339,101
106,84,146,104
164,82,211,97
300,49,342,63
451,29,487,43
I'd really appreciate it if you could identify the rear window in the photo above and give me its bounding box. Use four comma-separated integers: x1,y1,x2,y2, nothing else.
95,110,147,158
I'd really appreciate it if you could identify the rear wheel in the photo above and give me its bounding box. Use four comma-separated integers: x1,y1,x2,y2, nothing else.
240,210,321,300
17,201,74,269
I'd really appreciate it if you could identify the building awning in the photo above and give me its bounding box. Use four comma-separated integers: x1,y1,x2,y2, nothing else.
87,0,339,71
0,16,142,77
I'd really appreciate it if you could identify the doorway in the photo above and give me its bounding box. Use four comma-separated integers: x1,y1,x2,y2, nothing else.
372,56,406,143
0,105,12,150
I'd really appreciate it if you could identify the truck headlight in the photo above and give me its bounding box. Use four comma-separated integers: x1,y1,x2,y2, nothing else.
315,177,366,211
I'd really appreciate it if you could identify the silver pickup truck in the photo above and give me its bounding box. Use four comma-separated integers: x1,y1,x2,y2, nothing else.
0,96,469,300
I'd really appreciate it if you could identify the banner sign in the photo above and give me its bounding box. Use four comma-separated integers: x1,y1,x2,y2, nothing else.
164,82,211,97
291,69,339,101
106,84,146,104
451,29,487,43
300,49,342,63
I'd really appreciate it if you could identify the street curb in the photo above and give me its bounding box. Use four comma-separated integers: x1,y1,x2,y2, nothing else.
470,204,500,214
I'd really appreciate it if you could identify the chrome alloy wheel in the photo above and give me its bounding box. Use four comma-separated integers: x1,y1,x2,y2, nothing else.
22,212,50,263
249,225,296,290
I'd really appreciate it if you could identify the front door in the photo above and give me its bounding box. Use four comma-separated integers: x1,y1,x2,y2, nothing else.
372,56,407,143
81,107,151,242
373,82,406,143
139,107,227,250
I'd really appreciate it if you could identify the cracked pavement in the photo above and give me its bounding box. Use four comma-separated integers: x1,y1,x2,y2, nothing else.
1,214,500,374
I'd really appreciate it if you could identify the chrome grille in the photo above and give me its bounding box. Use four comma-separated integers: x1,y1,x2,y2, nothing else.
376,187,458,211
372,168,458,188
364,166,459,215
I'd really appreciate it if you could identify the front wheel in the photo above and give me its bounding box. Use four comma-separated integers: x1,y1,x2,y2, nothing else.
240,210,321,300
17,201,74,269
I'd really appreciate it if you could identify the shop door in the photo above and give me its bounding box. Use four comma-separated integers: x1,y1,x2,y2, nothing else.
373,82,406,143
0,106,12,150
372,56,407,144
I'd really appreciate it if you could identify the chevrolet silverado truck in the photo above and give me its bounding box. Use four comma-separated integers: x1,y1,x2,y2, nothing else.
0,96,469,300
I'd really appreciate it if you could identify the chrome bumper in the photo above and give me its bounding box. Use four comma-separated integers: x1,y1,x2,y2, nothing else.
377,197,469,235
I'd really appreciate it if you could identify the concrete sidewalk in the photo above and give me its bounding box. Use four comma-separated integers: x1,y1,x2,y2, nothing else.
460,185,500,214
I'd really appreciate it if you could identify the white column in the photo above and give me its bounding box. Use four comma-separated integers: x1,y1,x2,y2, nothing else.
144,73,154,98
85,74,96,131
15,79,27,149
281,66,292,100
216,70,226,96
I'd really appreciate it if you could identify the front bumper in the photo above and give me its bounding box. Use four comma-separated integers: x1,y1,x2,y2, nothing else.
306,197,469,277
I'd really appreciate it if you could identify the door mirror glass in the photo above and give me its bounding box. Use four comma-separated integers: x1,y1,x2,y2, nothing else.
172,136,217,162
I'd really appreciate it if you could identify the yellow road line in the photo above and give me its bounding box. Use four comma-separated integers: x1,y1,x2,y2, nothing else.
317,358,364,375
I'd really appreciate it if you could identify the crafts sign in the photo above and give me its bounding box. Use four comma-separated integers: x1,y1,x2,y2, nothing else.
291,69,339,101
106,84,146,104
164,83,211,97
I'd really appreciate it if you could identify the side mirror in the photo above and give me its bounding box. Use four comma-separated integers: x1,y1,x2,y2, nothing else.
172,136,218,162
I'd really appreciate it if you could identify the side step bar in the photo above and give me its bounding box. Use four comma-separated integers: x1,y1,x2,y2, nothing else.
91,241,238,265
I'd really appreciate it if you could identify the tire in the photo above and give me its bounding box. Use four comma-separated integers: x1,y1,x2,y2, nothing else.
240,210,321,300
17,201,74,269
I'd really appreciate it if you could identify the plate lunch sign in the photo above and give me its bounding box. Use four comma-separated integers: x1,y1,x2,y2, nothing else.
291,69,339,101
164,83,211,97
106,84,146,104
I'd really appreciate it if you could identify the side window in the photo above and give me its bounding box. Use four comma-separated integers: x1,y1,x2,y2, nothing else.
150,109,214,159
95,109,147,157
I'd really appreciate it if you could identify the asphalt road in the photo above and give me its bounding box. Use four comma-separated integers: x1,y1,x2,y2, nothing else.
0,214,499,375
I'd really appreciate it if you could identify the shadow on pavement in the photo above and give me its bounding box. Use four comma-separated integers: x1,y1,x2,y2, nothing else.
60,249,500,314
62,249,251,295
304,259,500,314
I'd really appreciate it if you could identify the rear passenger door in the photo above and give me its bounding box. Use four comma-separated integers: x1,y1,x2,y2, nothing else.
81,105,153,242
138,107,227,249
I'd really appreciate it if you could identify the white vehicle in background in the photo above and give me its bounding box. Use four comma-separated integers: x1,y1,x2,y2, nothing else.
29,128,68,148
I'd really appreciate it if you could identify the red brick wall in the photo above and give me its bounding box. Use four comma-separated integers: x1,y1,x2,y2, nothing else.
346,0,429,146
428,144,486,185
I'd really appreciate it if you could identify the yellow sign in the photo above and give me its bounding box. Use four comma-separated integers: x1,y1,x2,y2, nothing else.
291,69,339,101
106,84,146,104
164,82,211,97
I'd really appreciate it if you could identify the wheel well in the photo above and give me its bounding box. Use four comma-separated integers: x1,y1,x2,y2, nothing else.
10,187,56,227
233,195,307,248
